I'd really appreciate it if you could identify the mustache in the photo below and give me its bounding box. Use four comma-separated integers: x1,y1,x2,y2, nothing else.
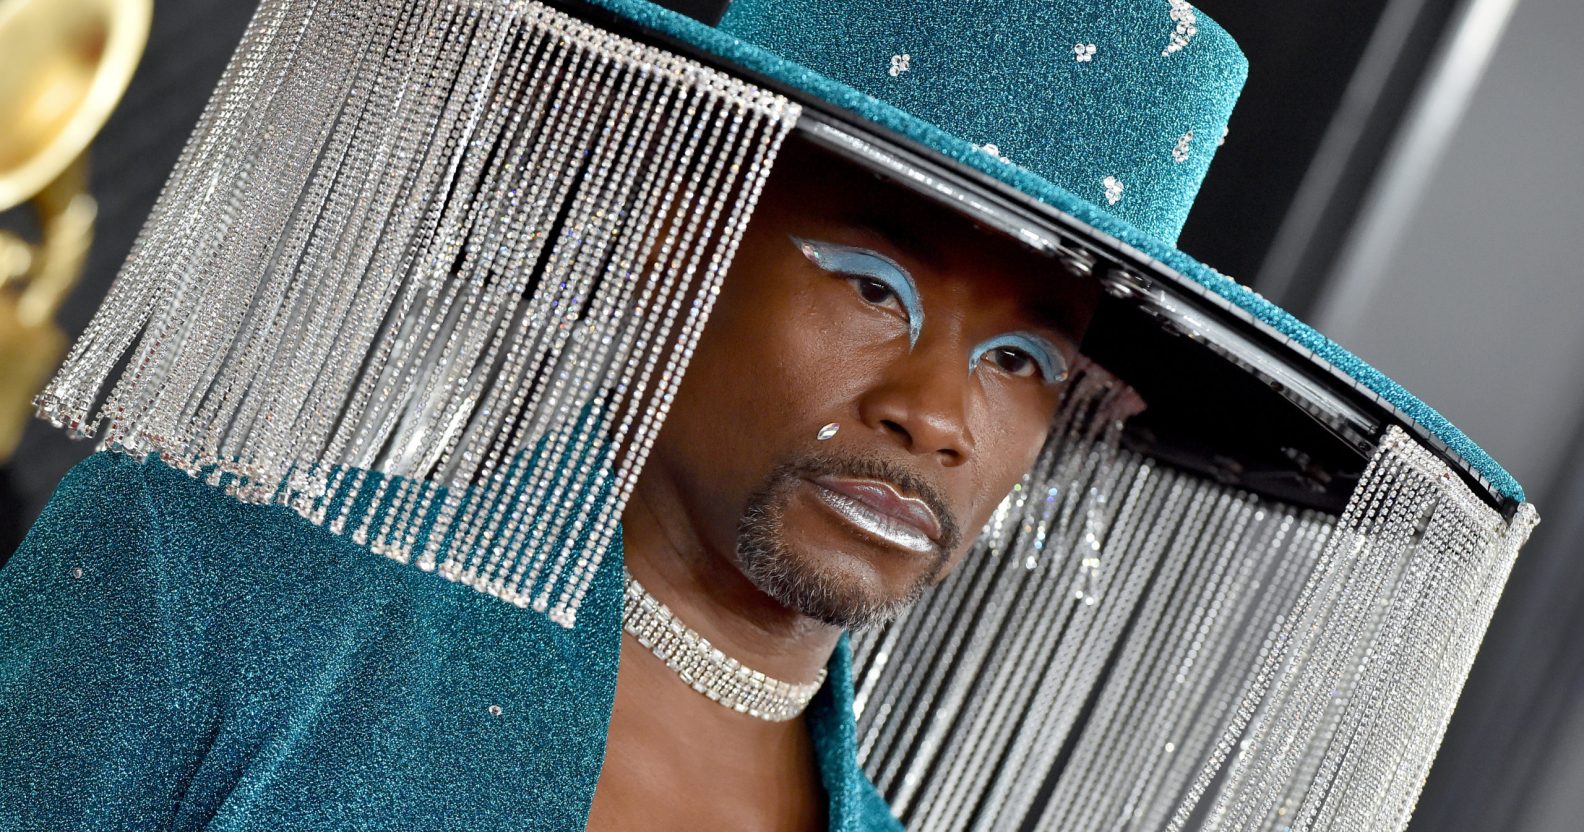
767,449,964,554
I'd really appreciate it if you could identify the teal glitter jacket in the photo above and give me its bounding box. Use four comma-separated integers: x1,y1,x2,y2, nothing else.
0,453,902,831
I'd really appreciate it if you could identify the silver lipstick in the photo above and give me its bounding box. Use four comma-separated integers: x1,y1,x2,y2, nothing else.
813,485,937,555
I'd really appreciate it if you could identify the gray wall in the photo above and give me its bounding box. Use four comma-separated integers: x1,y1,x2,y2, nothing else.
1314,0,1584,499
1312,0,1584,829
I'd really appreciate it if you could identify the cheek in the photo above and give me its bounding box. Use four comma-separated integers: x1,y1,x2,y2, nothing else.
710,275,898,410
942,416,1053,568
711,286,839,407
663,267,886,469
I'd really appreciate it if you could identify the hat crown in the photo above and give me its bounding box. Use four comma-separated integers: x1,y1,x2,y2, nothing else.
718,0,1248,243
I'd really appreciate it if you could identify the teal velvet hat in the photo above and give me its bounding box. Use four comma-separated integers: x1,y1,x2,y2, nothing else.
28,0,1539,830
718,0,1244,245
561,0,1524,513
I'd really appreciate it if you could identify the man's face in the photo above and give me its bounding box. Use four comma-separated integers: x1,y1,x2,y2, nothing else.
644,140,1100,629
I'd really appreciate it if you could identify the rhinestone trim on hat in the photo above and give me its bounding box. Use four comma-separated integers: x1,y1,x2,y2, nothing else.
623,573,827,722
1162,0,1199,56
1103,175,1125,205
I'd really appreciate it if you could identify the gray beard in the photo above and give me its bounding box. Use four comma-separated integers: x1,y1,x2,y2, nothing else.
733,453,956,631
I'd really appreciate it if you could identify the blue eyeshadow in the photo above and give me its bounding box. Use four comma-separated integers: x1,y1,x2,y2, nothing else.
791,235,924,348
969,332,1068,385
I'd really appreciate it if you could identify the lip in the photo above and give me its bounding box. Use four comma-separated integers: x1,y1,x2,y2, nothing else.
811,475,943,542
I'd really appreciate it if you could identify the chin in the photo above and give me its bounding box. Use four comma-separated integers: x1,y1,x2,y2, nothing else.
731,455,952,630
736,527,936,631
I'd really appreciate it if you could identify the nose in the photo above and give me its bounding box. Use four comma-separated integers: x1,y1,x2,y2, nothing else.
855,334,975,467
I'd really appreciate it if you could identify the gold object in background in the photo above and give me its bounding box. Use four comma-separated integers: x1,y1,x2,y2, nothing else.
0,0,151,461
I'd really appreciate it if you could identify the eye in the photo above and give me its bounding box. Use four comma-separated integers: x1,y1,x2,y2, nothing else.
969,331,1068,386
852,276,898,306
791,235,924,348
986,346,1039,378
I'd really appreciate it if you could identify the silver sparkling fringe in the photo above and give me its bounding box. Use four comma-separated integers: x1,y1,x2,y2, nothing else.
32,0,798,628
852,409,1537,831
33,1,1538,825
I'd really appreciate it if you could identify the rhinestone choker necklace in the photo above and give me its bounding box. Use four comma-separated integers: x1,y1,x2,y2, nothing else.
622,573,827,722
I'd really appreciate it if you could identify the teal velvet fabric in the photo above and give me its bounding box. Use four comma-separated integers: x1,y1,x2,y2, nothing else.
583,0,1245,245
719,0,1246,244
0,453,901,831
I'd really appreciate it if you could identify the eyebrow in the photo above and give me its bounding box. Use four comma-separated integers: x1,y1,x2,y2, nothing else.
849,210,945,272
1025,299,1086,349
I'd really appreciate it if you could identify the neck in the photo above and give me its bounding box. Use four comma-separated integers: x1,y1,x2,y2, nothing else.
621,473,842,686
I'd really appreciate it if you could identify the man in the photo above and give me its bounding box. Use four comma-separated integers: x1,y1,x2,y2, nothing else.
590,136,1097,829
1,0,1537,830
4,129,1086,831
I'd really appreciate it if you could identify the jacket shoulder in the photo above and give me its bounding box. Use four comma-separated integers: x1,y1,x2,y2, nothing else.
0,452,215,829
2,452,624,830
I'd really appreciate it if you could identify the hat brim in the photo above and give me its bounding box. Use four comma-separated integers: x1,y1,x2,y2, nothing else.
559,0,1523,514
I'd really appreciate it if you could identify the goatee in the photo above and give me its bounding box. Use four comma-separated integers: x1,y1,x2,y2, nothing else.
734,450,960,631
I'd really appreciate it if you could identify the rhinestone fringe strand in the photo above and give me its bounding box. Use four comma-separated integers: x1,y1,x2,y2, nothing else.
33,0,799,629
850,415,1537,832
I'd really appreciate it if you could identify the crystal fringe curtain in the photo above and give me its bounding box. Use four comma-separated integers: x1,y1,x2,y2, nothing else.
852,422,1537,831
33,0,798,627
